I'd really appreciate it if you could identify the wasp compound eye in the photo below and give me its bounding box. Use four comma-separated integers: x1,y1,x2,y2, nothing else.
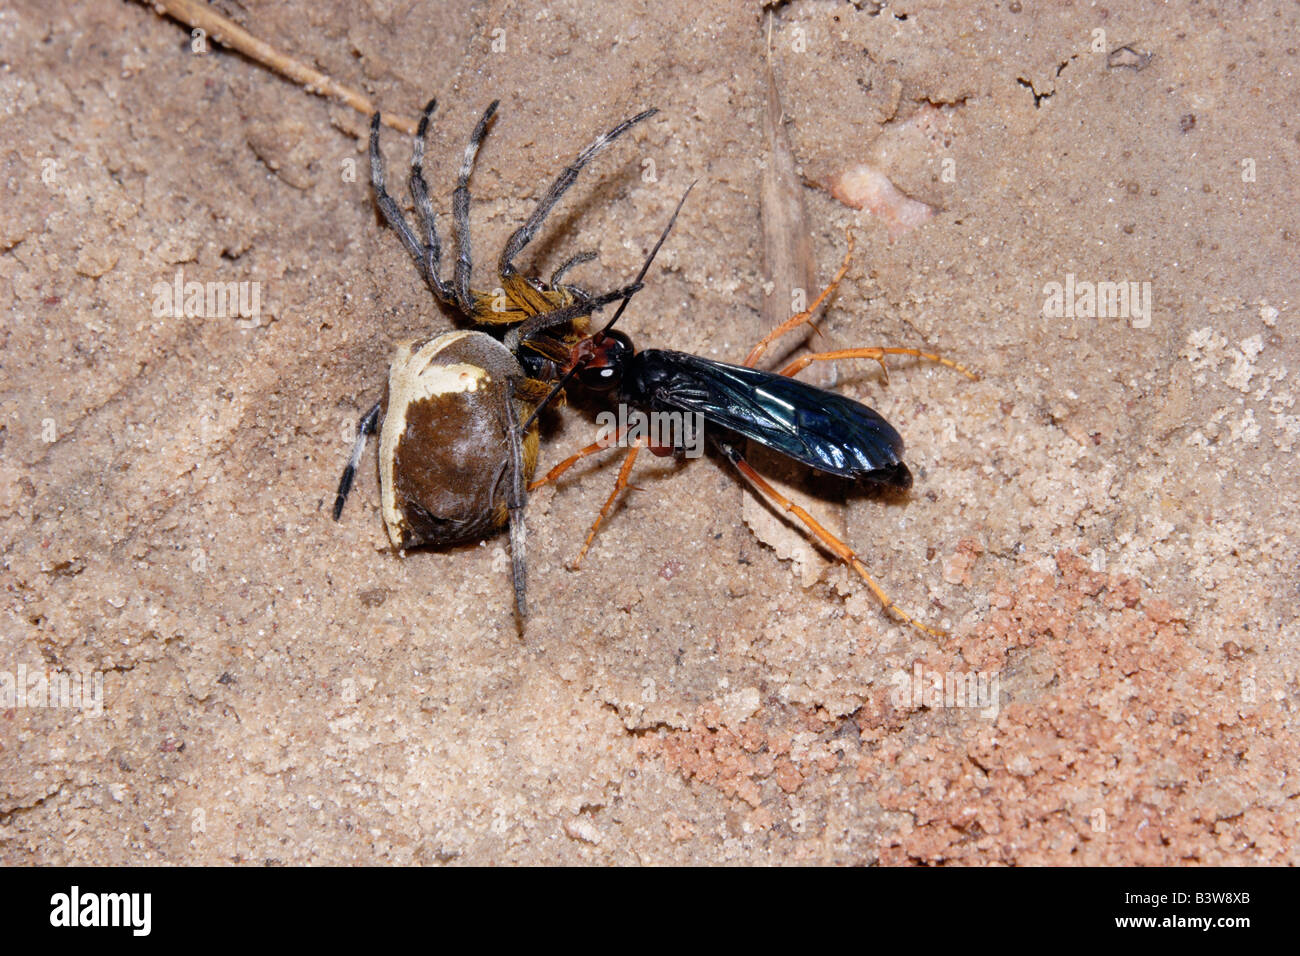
571,330,633,391
578,362,622,391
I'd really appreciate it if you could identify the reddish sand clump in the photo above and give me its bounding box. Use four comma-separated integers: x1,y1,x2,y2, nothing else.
641,551,1294,864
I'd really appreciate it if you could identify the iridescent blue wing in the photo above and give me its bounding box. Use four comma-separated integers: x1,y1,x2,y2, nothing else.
630,350,910,485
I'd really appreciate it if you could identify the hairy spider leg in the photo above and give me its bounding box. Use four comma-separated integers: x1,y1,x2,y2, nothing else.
333,401,382,520
452,100,501,314
503,282,643,354
497,109,658,279
501,393,530,616
371,100,650,324
550,250,597,289
369,114,432,284
407,97,454,305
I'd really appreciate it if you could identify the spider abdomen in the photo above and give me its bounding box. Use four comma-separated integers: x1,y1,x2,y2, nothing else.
379,330,537,550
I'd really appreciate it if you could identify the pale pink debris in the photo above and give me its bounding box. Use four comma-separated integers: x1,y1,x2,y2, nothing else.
830,163,934,239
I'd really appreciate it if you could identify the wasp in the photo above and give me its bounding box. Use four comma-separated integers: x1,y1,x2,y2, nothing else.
523,227,979,637
332,96,657,616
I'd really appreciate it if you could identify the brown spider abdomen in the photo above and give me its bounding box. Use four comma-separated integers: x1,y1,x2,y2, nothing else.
379,330,538,550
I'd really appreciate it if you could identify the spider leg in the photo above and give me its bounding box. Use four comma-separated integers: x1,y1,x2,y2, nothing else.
497,109,658,279
369,114,426,270
501,391,529,617
333,401,382,520
550,250,597,288
503,281,643,353
453,100,500,314
408,97,454,305
718,440,946,637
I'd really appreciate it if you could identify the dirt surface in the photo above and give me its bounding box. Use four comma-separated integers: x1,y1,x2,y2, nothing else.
1,0,1297,864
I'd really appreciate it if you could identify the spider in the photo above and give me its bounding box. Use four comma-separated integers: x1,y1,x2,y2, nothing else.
333,96,656,617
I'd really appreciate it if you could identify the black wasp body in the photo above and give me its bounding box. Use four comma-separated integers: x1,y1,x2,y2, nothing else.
527,221,978,637
607,342,912,488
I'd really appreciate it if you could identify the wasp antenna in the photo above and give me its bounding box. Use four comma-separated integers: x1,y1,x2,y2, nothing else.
596,180,696,339
519,183,696,434
519,359,580,435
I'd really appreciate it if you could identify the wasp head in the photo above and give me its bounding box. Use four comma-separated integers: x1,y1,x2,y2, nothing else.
570,330,634,392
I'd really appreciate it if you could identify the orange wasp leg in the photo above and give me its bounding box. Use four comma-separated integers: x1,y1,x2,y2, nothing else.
527,427,626,492
744,229,855,369
528,429,651,571
572,440,644,569
732,230,972,636
778,347,980,382
726,450,946,637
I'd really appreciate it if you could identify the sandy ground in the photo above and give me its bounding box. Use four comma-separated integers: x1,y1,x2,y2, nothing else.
1,0,1296,864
